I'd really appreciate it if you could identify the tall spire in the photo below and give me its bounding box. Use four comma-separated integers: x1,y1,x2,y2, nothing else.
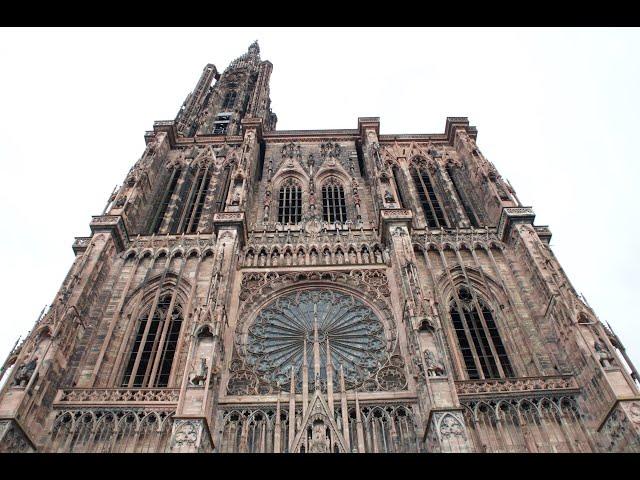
248,40,260,56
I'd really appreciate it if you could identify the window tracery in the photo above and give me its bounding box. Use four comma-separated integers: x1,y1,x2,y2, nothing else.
277,178,302,225
230,288,395,395
411,160,447,228
322,178,347,223
449,286,514,380
121,293,184,388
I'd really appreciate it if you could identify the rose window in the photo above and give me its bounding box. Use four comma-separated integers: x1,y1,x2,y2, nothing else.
244,288,388,392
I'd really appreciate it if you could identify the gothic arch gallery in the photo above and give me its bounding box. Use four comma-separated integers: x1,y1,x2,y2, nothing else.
1,42,639,453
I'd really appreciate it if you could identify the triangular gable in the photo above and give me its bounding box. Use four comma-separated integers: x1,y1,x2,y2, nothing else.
290,390,348,453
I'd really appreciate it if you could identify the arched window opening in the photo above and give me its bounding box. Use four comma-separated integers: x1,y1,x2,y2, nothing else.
180,165,213,233
150,166,182,234
449,287,513,380
222,91,237,110
411,165,447,228
392,166,406,208
122,293,184,388
179,165,213,233
322,178,347,223
215,165,232,213
278,179,302,224
445,164,479,227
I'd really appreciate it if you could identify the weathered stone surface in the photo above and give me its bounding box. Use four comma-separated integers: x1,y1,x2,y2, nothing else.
0,42,638,454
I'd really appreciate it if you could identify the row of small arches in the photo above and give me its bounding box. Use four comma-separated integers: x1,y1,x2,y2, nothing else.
461,396,580,422
413,241,506,253
121,247,217,261
243,244,388,267
50,410,173,434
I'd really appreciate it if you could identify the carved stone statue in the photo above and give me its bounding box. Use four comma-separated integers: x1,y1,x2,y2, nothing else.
384,190,395,203
231,190,241,206
594,340,615,368
189,358,209,386
309,420,330,453
424,350,446,377
11,358,37,387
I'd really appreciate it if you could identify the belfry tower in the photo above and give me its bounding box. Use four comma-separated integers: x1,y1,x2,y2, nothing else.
1,42,639,453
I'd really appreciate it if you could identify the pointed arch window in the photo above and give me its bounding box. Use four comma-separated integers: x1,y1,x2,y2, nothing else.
411,163,447,228
121,293,184,388
150,166,182,234
278,179,302,224
322,178,347,223
188,166,213,232
449,287,514,380
178,163,213,233
222,91,237,110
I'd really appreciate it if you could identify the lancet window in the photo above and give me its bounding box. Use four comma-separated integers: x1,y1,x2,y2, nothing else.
178,164,213,233
150,166,182,234
411,163,447,228
322,178,347,223
121,293,184,388
277,179,302,225
449,287,514,380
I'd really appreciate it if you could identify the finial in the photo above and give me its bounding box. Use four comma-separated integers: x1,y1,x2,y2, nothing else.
248,40,260,55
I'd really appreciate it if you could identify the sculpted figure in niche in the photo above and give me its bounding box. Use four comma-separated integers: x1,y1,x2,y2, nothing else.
309,420,330,453
189,358,209,386
284,250,292,266
11,358,37,387
297,250,305,265
424,350,446,377
115,195,127,208
323,249,331,264
271,251,279,267
348,248,357,264
384,190,395,203
336,249,344,264
361,247,370,264
231,190,241,206
594,340,615,368
374,247,383,264
258,251,267,267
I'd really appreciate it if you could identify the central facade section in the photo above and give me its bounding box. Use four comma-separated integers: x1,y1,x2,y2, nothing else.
244,288,387,393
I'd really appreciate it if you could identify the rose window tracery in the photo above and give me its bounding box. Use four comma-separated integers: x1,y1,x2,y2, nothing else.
242,288,388,393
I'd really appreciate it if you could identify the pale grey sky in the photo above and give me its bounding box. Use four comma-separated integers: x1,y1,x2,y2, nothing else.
0,27,638,373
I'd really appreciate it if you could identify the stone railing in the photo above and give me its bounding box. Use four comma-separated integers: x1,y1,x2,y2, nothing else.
455,375,579,399
54,388,180,406
412,227,500,248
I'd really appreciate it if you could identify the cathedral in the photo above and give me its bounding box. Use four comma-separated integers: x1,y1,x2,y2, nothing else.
1,41,639,454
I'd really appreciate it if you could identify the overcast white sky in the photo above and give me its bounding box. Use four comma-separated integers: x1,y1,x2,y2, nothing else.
0,27,638,375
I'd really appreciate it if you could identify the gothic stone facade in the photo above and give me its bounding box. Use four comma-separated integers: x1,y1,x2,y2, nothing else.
1,42,639,453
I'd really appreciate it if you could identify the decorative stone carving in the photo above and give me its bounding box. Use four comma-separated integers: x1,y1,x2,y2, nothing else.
594,340,615,368
56,388,180,405
439,414,464,438
188,358,209,387
0,420,35,453
172,420,198,447
11,358,37,387
424,350,446,377
455,375,579,399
